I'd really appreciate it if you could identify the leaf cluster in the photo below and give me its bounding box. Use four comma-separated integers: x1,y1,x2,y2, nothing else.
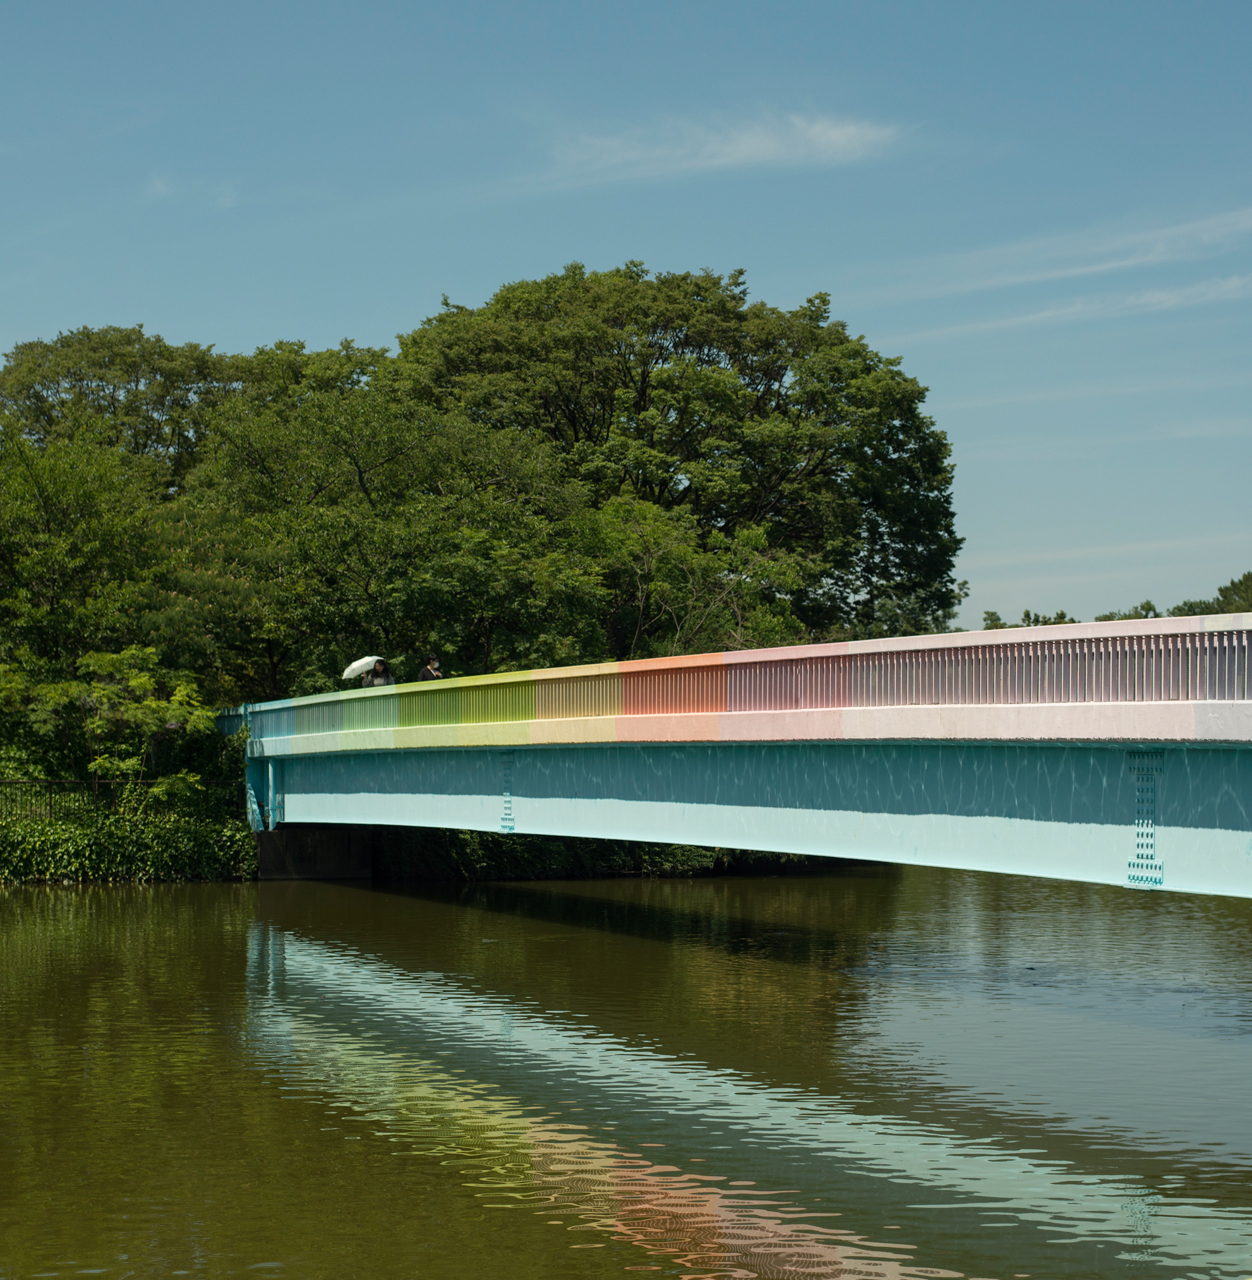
396,262,965,638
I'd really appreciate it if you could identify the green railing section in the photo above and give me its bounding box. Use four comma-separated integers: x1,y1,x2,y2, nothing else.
293,700,347,735
229,664,629,742
398,677,538,727
273,670,548,739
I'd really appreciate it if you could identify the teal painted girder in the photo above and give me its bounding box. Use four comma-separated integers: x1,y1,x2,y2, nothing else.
247,739,1252,898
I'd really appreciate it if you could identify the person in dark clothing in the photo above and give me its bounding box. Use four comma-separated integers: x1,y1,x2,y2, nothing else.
417,654,443,682
362,659,395,687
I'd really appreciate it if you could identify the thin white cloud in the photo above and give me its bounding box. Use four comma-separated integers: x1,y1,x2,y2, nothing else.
892,272,1252,343
961,529,1252,572
853,206,1252,307
955,419,1252,469
536,113,896,189
141,172,243,211
933,370,1252,412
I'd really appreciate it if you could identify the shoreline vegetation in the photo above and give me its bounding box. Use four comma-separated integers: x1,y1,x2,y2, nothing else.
0,812,256,885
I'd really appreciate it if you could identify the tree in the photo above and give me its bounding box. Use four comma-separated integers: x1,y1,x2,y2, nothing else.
595,497,805,657
1094,601,1163,622
983,608,1079,629
394,263,965,638
0,436,158,663
186,381,613,692
1096,574,1252,621
0,325,240,491
0,646,214,779
1175,571,1252,617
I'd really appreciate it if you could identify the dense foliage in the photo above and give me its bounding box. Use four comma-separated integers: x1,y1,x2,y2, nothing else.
0,264,966,781
0,811,255,884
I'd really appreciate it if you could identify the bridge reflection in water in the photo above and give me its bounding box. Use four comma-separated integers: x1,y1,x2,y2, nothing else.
249,942,945,1278
250,875,1252,1278
228,614,1252,896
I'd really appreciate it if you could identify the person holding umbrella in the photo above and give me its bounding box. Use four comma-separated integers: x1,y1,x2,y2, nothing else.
341,655,395,686
363,658,395,687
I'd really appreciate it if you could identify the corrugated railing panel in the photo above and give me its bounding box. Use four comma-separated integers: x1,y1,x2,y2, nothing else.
536,673,622,719
461,679,536,725
294,700,344,736
624,664,729,715
728,660,803,712
217,710,245,736
342,695,398,732
398,687,464,727
251,706,294,740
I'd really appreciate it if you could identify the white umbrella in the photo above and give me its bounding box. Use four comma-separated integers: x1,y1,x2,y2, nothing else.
342,655,385,680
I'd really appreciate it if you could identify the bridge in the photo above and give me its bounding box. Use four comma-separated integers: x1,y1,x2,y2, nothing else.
222,614,1252,897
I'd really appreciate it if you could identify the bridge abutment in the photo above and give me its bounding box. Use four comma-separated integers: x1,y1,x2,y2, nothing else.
255,823,374,881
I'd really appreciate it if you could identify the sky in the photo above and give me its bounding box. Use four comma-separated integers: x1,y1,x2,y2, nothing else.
2,0,1250,628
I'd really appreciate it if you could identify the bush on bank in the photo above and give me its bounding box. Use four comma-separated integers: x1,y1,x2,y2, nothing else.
0,812,256,884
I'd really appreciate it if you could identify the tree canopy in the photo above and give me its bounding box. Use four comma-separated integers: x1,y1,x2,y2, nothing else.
0,263,973,777
395,263,964,640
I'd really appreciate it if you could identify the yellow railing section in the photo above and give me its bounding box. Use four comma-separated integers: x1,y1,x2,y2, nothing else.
262,666,619,742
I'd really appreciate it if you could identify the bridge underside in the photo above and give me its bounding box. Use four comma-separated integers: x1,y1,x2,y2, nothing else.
250,739,1252,897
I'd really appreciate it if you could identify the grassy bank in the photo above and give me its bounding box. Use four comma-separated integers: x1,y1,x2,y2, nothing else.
0,812,256,884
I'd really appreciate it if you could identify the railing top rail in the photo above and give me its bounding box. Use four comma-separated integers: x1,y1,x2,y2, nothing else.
723,611,1251,660
220,612,1252,718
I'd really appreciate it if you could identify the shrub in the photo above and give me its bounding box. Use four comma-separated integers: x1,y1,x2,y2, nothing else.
0,811,255,884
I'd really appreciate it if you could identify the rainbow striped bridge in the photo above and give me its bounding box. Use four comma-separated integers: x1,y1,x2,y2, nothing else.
223,614,1252,897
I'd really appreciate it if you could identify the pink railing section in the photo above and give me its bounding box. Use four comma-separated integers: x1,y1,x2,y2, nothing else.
527,626,1251,721
623,662,729,716
721,629,1251,712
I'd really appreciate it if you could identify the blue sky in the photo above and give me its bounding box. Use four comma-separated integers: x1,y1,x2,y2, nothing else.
3,0,1250,627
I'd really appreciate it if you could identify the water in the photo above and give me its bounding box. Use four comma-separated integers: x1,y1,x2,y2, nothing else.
2,867,1251,1279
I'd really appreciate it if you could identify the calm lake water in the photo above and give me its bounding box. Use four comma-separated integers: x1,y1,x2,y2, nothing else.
2,864,1251,1279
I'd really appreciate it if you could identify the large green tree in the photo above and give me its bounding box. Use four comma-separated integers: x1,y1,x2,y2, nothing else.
0,436,156,662
393,263,965,637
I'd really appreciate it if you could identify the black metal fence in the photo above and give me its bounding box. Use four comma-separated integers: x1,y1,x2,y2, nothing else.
0,779,246,823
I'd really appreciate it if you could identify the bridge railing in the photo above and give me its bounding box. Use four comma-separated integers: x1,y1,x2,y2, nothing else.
725,629,1251,711
234,616,1251,744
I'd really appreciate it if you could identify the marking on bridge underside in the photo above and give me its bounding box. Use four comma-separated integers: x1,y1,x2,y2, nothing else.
1127,751,1164,889
500,750,515,834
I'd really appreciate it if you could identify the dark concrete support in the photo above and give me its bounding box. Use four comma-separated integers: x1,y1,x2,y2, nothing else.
256,823,374,880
